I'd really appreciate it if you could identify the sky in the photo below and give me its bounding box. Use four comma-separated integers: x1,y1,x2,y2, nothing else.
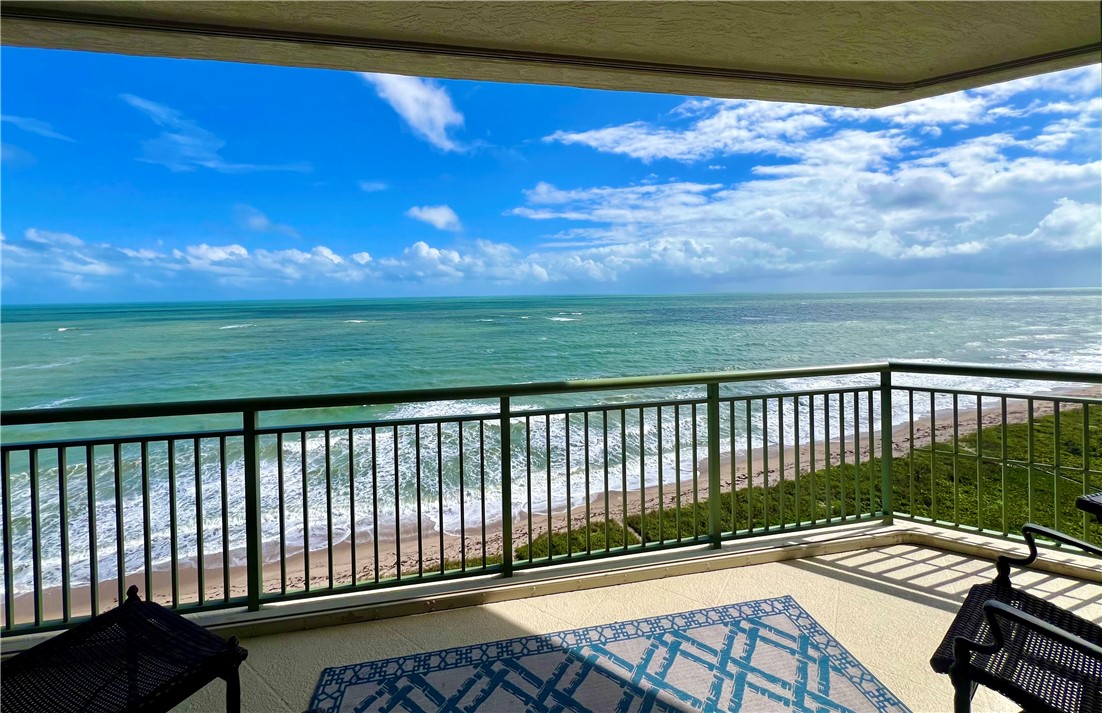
1,47,1100,304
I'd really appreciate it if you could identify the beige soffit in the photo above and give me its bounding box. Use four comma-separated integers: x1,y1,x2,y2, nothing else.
2,1,1099,108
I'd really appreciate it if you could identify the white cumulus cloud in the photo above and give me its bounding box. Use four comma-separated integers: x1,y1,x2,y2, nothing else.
406,205,463,232
360,73,465,152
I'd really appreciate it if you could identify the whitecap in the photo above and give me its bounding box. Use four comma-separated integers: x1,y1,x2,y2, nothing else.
477,319,495,322
219,324,256,330
344,320,367,324
19,396,83,409
548,317,576,322
4,357,84,371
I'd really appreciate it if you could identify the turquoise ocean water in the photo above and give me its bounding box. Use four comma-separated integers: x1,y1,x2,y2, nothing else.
2,289,1100,594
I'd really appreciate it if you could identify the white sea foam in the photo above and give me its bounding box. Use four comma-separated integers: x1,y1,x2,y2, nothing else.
57,327,73,332
344,320,368,324
19,396,83,409
548,317,576,322
219,323,256,330
4,357,84,371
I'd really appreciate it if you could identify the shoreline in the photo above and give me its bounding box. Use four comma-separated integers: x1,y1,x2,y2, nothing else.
7,386,1098,625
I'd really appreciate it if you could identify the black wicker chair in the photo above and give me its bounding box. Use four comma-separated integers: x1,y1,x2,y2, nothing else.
930,524,1102,713
1,586,247,713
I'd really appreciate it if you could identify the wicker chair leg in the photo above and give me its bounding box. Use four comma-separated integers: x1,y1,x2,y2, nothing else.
950,673,973,713
225,665,241,713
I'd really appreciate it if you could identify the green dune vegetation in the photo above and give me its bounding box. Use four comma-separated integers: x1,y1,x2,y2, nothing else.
512,404,1101,562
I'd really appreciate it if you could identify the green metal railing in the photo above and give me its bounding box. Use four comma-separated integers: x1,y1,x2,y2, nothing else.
1,361,1098,636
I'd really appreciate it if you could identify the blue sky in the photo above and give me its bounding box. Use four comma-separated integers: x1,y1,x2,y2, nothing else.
1,48,1099,303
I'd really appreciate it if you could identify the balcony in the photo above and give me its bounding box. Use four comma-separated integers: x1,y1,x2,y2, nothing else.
1,361,1100,710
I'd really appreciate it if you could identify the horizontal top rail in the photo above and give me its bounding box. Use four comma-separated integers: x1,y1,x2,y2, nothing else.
889,360,1102,384
1,360,1098,427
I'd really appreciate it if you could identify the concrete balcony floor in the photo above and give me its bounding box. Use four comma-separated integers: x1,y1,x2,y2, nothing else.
177,534,1101,712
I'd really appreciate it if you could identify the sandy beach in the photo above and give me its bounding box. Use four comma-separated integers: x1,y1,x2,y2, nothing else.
8,387,1098,626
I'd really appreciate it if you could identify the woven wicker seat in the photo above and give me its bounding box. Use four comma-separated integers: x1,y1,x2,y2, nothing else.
1,586,247,713
931,524,1102,713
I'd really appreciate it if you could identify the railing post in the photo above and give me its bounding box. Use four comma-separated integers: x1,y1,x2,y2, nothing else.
879,369,894,524
706,383,722,548
500,397,513,576
243,410,262,611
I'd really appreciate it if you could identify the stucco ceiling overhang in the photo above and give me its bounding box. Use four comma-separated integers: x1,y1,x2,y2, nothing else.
2,1,1099,108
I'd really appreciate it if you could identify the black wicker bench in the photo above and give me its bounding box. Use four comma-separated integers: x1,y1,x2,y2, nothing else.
931,524,1102,713
1,586,247,713
1077,492,1102,525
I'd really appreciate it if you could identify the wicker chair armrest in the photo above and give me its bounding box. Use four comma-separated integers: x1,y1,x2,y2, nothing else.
994,523,1102,587
952,600,1102,669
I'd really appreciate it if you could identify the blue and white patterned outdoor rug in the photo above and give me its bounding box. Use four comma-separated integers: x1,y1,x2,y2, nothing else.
309,595,910,712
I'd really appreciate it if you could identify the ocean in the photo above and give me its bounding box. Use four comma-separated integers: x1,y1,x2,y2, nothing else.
2,289,1100,594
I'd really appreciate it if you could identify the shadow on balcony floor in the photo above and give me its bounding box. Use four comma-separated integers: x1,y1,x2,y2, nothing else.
176,544,1100,713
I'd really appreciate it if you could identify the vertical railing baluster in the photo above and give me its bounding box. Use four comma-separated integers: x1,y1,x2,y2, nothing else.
657,407,664,542
1082,403,1090,540
692,403,700,539
547,414,553,559
809,396,816,525
824,394,832,523
113,443,124,607
459,422,466,571
392,425,400,581
880,371,893,523
87,445,98,616
675,405,683,541
30,449,42,626
372,427,380,583
349,428,357,585
2,450,13,629
195,438,205,604
728,400,736,532
59,447,71,620
838,394,846,521
1027,400,1035,525
500,397,513,576
526,415,533,561
706,383,721,548
621,410,628,550
867,390,875,515
415,425,423,578
300,431,309,592
479,420,487,566
779,397,787,528
952,395,960,527
1001,397,1009,537
437,422,445,574
908,389,915,518
325,429,334,587
976,396,982,530
603,411,610,551
169,439,179,607
583,411,592,552
243,411,261,611
141,442,152,603
930,392,937,522
749,398,758,533
794,397,802,524
1054,402,1062,533
277,434,286,595
565,414,572,553
639,407,645,546
851,392,859,518
220,436,230,602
